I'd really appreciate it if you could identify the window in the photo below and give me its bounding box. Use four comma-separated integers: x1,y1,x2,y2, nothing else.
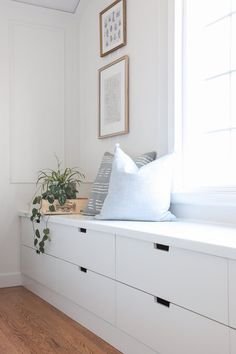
180,0,236,190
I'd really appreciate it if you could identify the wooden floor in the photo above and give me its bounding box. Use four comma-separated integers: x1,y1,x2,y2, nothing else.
0,287,122,354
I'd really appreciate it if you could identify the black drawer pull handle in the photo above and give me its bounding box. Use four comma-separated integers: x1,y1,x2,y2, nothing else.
80,267,87,273
155,297,170,308
154,243,169,252
79,228,87,234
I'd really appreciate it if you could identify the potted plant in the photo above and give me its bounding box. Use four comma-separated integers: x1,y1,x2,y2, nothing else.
31,158,85,254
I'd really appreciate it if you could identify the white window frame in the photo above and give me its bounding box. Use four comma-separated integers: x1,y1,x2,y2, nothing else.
169,0,236,209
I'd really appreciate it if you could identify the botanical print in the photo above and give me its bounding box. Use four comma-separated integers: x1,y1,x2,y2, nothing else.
100,0,126,56
99,56,129,138
103,6,122,50
104,73,121,125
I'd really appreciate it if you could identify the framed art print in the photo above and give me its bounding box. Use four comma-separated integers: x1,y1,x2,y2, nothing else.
100,0,127,57
99,56,129,139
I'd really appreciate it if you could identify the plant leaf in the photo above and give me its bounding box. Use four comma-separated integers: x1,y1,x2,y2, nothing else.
32,208,38,216
33,197,38,204
47,194,54,204
58,193,66,206
43,228,50,235
49,205,56,212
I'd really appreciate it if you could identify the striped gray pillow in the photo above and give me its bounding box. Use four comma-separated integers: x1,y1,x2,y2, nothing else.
83,151,156,216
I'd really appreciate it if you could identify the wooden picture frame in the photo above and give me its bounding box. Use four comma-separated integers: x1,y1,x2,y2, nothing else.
98,55,129,139
99,0,127,57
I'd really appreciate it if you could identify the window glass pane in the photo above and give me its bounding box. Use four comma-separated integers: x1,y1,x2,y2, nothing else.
182,0,234,188
203,18,230,78
199,131,231,186
202,0,231,25
230,72,236,127
187,0,231,26
203,75,230,132
183,130,231,187
230,130,236,183
231,13,236,71
232,0,236,12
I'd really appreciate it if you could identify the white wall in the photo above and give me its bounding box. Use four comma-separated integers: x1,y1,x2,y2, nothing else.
0,0,77,286
0,0,171,285
67,0,169,183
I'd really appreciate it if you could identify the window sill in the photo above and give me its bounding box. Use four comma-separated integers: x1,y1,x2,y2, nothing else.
171,190,236,226
171,189,236,206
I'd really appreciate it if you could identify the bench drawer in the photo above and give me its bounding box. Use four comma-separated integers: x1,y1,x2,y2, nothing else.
117,282,230,354
116,236,228,324
21,217,115,278
229,260,236,328
21,245,116,324
230,328,236,353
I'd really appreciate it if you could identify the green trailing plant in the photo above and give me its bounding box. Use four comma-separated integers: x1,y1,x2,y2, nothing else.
31,158,85,254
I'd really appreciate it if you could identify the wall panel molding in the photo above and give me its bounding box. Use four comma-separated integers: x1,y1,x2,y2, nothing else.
9,21,66,183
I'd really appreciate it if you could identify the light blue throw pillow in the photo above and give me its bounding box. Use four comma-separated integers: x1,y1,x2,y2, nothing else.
96,145,175,221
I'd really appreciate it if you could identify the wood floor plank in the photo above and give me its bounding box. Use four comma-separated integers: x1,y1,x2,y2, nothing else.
0,287,122,354
0,329,20,354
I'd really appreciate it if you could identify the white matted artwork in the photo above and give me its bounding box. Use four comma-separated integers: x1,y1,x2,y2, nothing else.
99,56,129,139
100,0,127,57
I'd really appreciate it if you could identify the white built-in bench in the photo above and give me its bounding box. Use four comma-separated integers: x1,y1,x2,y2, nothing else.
19,212,236,354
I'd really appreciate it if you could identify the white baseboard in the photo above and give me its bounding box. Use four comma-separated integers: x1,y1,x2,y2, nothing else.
0,272,22,288
22,275,156,354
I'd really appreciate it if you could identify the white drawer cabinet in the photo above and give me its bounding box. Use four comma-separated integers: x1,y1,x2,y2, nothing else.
21,218,115,278
116,235,228,324
229,260,236,329
230,329,236,353
20,215,236,354
117,282,230,354
21,245,116,324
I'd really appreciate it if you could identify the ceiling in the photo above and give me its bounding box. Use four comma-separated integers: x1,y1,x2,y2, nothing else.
12,0,80,13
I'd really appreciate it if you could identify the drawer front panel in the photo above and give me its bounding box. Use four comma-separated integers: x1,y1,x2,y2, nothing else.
55,256,116,325
229,260,236,328
230,328,236,354
47,223,115,278
117,282,230,354
21,217,115,278
21,217,36,247
230,329,236,353
116,236,228,324
21,245,116,324
21,244,58,291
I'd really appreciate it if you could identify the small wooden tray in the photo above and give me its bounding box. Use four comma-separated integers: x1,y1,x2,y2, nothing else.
41,198,88,215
